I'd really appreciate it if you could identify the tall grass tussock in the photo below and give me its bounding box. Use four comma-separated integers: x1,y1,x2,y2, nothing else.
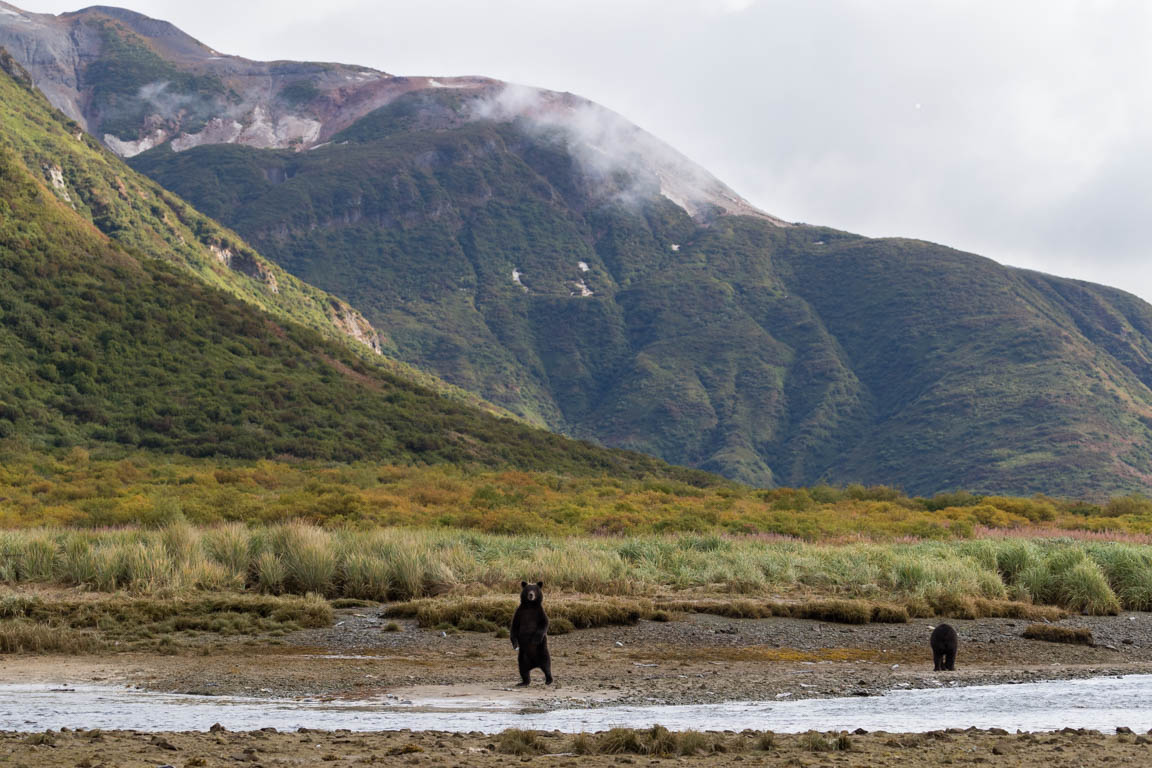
1021,624,1095,645
0,524,1149,617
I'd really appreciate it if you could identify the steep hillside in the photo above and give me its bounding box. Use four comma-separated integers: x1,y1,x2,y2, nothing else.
0,42,522,417
5,4,1152,496
130,92,1152,497
0,57,710,481
0,42,383,355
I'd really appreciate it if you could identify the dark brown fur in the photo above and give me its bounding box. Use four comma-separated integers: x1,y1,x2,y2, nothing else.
930,623,958,671
510,581,552,686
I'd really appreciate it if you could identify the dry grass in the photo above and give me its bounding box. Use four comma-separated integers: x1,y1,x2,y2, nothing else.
577,726,735,756
800,731,854,752
0,591,332,651
0,622,101,653
381,592,1068,635
1021,624,1095,645
495,729,544,756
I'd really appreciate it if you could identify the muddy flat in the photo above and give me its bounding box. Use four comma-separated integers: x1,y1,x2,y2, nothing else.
6,609,1152,706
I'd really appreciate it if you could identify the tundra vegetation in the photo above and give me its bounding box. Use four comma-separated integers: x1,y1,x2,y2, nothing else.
1,455,1151,638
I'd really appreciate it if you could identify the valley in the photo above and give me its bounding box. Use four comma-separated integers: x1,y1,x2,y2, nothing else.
0,2,1150,765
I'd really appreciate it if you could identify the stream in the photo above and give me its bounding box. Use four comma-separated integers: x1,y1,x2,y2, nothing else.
3,675,1152,734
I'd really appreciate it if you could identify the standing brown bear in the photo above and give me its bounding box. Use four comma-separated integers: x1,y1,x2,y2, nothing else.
930,624,959,671
510,581,553,686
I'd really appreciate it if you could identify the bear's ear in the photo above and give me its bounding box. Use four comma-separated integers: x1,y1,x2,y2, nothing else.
536,581,543,588
521,581,527,588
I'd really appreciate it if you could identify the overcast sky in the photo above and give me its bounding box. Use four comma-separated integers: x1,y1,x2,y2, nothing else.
21,0,1152,301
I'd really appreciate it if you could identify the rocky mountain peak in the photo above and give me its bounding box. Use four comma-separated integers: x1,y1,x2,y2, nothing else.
0,2,780,224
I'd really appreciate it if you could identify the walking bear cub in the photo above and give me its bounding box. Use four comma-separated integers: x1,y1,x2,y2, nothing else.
510,580,553,686
930,623,959,671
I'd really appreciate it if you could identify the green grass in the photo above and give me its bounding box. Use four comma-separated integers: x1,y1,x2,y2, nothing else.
0,524,1147,617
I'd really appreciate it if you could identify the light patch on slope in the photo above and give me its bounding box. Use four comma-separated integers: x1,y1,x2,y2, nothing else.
171,118,244,151
511,268,527,292
578,261,590,272
670,244,681,252
43,164,71,203
427,79,473,89
571,279,593,297
103,130,168,158
209,244,234,267
169,109,322,153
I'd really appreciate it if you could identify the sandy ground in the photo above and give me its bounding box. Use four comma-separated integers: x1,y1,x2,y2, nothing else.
3,726,1152,767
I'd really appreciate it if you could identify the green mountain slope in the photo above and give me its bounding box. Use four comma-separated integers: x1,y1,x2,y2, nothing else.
4,4,1151,496
130,97,1152,496
0,46,518,419
0,48,381,354
0,57,711,481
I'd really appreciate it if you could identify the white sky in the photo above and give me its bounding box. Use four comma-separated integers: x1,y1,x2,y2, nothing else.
19,0,1152,301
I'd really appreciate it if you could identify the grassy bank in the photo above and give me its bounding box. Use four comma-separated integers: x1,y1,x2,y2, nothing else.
0,591,332,653
1,524,1150,616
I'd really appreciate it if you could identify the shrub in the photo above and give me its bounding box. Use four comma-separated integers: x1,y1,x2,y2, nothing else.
254,551,286,594
548,617,574,635
792,599,872,624
870,603,909,623
1021,624,1094,645
341,553,391,601
0,622,101,653
1021,549,1120,615
800,731,851,752
1104,494,1152,517
1090,546,1152,611
273,523,335,596
496,729,544,755
18,536,57,582
571,733,595,755
596,727,645,755
203,523,250,580
646,725,678,757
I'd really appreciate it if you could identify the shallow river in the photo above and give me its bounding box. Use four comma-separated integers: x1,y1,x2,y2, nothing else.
3,676,1152,734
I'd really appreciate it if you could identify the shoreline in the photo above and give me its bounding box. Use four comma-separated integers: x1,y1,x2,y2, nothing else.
3,609,1152,708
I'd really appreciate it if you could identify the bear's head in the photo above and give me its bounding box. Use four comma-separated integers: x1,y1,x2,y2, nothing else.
520,581,544,605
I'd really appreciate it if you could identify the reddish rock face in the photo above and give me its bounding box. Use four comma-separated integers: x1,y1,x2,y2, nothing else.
0,2,774,223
